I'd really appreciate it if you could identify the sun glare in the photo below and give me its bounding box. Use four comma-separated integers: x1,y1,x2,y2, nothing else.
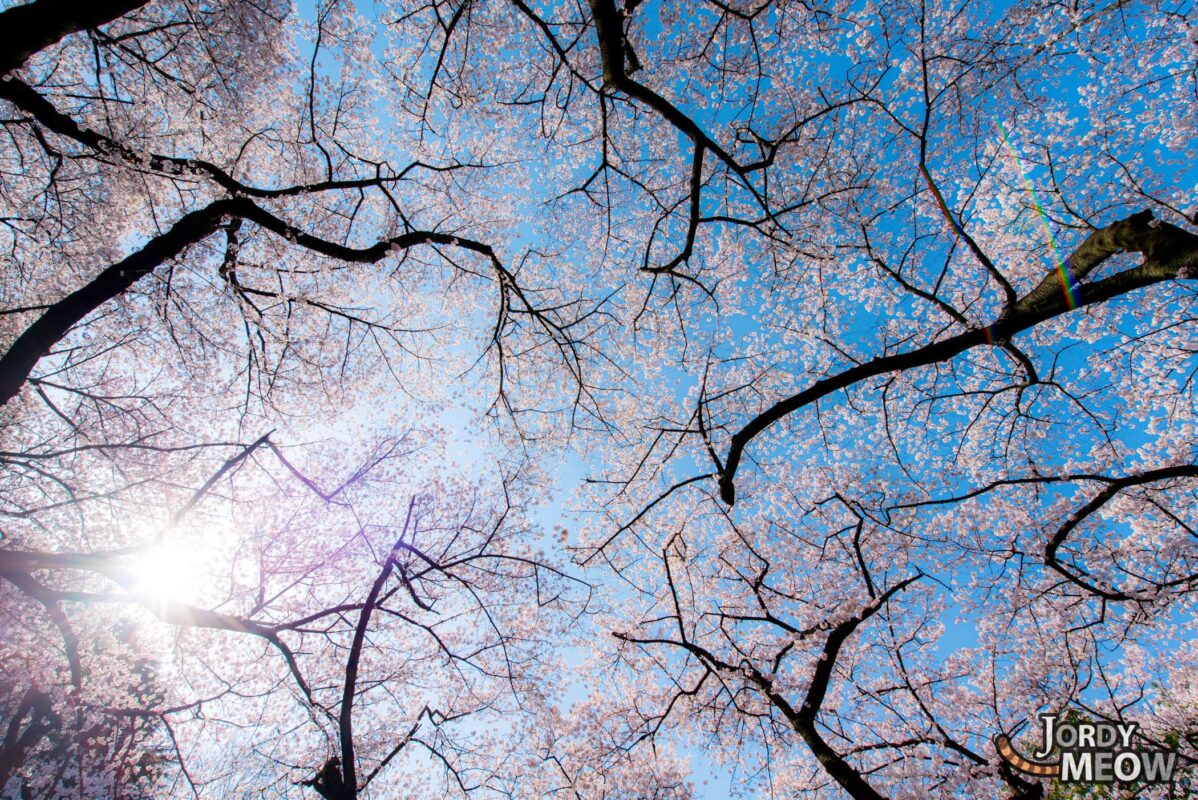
131,540,204,603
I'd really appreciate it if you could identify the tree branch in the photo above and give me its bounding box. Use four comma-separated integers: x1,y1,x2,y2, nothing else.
0,0,149,76
0,197,512,406
718,211,1198,504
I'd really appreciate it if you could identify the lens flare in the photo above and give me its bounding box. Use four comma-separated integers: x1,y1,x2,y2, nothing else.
995,119,1076,310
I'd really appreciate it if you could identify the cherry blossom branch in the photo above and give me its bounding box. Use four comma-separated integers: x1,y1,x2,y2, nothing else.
717,210,1198,505
1044,464,1198,601
616,574,921,800
0,570,83,687
0,559,315,703
0,197,531,406
0,76,484,199
337,500,416,797
0,688,59,790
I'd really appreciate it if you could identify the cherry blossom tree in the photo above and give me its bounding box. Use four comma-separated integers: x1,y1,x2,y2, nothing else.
3,0,1198,799
0,0,596,796
548,1,1198,798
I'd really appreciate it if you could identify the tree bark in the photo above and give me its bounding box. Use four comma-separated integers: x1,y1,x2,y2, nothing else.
0,0,150,76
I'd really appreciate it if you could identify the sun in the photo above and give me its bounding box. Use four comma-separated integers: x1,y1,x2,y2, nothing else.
130,540,204,603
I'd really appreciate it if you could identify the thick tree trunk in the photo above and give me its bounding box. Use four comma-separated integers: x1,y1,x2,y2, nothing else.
0,0,150,76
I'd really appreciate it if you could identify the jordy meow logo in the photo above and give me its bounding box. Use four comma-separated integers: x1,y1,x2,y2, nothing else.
995,714,1178,785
